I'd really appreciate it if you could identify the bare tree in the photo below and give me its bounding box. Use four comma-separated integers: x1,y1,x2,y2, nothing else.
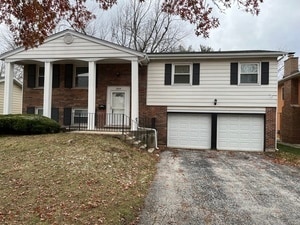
0,27,24,81
199,44,214,52
98,0,188,53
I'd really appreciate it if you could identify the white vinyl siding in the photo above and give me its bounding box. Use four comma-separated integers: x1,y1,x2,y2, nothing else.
147,59,278,107
6,35,138,60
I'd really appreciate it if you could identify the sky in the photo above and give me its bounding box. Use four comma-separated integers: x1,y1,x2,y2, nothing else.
186,0,300,56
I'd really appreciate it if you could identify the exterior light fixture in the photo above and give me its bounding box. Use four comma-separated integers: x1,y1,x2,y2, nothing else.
214,99,217,105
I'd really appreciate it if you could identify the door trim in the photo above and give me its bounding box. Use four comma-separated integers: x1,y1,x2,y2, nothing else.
106,86,130,126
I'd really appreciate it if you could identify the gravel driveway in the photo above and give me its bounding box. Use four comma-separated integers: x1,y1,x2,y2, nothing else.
138,150,300,225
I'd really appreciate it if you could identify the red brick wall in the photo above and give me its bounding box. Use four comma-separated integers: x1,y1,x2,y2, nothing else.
23,63,168,145
265,107,276,150
23,63,132,123
281,79,300,143
139,66,167,146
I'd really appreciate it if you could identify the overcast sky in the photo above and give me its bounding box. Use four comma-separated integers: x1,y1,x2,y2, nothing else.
186,0,300,56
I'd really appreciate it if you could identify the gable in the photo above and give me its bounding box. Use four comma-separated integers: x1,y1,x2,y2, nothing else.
2,30,144,61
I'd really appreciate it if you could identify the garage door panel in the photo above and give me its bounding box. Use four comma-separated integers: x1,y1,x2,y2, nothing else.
217,115,264,151
168,114,211,149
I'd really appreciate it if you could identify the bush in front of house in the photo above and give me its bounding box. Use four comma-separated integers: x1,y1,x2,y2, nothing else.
0,114,61,135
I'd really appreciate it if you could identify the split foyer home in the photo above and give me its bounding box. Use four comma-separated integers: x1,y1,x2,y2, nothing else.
277,54,300,143
0,30,284,151
0,78,22,114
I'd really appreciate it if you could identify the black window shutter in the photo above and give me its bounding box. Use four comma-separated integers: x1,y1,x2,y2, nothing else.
164,64,172,85
64,64,73,88
261,62,269,85
27,107,35,114
27,64,36,88
51,108,59,122
192,63,200,85
52,64,60,88
63,108,72,125
230,63,238,85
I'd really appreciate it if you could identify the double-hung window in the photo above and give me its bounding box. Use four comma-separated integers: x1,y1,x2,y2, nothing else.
173,64,191,84
240,63,259,84
75,67,88,88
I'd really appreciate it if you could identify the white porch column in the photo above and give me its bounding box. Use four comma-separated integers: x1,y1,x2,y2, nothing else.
3,62,14,114
131,59,139,130
43,61,53,118
88,61,96,130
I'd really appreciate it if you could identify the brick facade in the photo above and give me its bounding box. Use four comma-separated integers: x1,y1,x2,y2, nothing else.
23,63,276,149
23,63,168,146
265,107,276,150
281,79,300,143
139,66,167,146
280,55,300,144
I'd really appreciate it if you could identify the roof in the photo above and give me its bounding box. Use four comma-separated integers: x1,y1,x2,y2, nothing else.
278,71,300,84
147,50,286,60
0,29,287,62
0,29,145,60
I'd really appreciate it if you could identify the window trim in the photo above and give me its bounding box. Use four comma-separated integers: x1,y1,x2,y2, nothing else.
35,107,43,116
37,66,45,87
72,108,88,125
238,62,260,85
172,64,192,85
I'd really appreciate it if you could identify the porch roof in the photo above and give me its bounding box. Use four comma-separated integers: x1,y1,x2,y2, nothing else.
0,29,146,63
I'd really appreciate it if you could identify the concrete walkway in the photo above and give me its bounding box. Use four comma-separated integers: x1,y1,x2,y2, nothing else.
138,150,300,225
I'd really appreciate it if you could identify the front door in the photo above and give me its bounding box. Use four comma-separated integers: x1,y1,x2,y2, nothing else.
107,86,130,126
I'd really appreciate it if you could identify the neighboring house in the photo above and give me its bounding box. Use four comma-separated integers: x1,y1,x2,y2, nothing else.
0,30,283,151
277,54,300,143
0,78,22,114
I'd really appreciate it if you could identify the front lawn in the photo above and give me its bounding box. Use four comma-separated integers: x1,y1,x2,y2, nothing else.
0,133,158,224
268,143,300,167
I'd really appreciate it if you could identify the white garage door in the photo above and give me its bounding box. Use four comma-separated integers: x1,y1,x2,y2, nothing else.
168,114,211,149
217,114,264,151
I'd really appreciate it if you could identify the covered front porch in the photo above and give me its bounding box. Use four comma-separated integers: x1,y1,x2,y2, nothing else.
1,30,147,131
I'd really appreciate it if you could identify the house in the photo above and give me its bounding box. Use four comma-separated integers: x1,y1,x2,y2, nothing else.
0,30,284,151
277,54,300,143
0,77,22,114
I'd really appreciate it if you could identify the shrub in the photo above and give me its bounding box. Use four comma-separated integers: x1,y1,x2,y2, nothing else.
0,114,61,135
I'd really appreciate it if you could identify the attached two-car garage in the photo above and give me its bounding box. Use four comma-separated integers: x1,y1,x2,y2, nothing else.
167,113,264,151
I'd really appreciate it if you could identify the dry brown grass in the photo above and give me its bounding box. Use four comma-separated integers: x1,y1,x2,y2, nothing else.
0,133,158,224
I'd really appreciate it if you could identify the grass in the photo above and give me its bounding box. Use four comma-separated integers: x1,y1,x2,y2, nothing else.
267,143,300,167
0,133,158,225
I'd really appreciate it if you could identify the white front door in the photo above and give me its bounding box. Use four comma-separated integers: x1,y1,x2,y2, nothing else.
107,86,130,126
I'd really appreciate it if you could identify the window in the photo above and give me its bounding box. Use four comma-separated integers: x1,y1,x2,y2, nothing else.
240,63,259,84
75,67,88,88
36,108,43,116
73,109,88,124
38,67,44,87
173,65,191,84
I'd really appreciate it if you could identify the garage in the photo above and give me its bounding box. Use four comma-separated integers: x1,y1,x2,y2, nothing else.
167,113,211,149
217,114,264,151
